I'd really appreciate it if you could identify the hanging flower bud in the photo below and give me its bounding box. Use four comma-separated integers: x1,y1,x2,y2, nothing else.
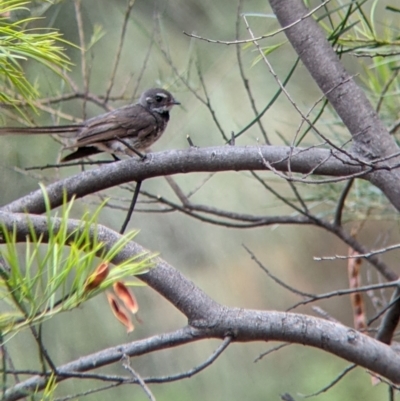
113,281,139,314
84,262,109,292
106,292,134,333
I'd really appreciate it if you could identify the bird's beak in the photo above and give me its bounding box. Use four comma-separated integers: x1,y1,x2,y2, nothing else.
171,99,181,106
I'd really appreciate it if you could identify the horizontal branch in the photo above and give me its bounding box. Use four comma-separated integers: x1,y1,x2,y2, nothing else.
4,327,197,401
1,145,370,215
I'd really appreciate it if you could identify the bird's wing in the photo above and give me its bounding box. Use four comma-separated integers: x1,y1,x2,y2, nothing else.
71,105,158,148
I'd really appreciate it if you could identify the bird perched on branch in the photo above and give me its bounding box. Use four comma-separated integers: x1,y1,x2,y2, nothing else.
0,88,180,162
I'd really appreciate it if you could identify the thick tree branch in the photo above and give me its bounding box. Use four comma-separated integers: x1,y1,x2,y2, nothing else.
1,145,373,214
1,212,400,401
2,144,396,278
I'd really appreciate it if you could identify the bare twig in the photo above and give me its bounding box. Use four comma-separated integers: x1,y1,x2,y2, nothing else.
314,242,400,260
254,343,290,362
243,245,313,297
183,0,331,46
333,179,354,226
303,364,356,398
105,0,136,102
122,355,155,401
120,181,142,234
74,0,89,119
235,0,270,144
288,281,400,311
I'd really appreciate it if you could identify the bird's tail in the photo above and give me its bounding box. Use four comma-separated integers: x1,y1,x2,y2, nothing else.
0,125,82,136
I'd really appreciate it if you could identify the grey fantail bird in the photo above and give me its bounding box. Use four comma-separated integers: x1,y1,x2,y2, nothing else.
0,88,180,162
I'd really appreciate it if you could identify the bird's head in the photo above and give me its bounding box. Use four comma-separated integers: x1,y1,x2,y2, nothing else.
140,88,180,113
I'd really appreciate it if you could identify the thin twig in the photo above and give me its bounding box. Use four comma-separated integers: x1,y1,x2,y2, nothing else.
235,0,270,144
120,181,142,234
105,0,136,102
333,179,354,226
122,355,155,401
314,242,400,260
288,281,400,311
254,343,290,362
74,0,89,119
183,0,331,46
164,176,189,205
243,244,313,297
303,364,356,398
376,69,399,113
25,160,115,171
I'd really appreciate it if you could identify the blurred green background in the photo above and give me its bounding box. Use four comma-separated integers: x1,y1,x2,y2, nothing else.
1,0,399,399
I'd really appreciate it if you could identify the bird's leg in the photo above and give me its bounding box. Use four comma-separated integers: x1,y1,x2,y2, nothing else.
114,137,147,161
229,131,235,146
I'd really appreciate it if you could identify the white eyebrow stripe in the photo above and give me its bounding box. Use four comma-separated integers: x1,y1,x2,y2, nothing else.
155,92,168,98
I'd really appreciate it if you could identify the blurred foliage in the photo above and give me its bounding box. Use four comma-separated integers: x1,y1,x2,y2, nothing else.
0,1,399,400
319,0,400,129
0,189,152,336
0,0,70,119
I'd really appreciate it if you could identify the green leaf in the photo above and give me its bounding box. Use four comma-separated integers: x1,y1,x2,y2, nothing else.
0,0,72,119
0,193,154,334
250,42,286,67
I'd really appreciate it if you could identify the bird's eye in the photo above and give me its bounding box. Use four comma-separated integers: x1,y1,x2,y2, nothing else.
155,95,163,103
